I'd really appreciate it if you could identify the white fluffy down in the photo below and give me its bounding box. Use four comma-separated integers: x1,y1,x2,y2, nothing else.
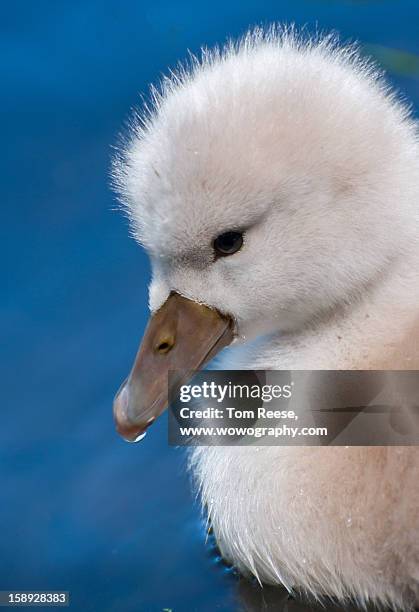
113,27,419,610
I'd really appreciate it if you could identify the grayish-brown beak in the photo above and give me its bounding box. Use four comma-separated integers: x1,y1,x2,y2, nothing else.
113,292,234,442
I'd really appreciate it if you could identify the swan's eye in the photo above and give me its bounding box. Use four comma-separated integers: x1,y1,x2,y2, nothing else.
213,231,243,256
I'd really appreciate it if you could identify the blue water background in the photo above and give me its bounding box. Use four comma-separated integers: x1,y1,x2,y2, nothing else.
2,2,419,610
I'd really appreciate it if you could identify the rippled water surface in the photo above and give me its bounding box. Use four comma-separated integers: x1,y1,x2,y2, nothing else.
2,1,419,610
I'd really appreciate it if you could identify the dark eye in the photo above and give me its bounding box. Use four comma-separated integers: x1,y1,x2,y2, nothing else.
213,231,244,256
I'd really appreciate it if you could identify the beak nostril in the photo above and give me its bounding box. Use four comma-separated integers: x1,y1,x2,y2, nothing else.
155,338,174,354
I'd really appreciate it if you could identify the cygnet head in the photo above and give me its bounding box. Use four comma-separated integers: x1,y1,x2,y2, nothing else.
112,28,419,439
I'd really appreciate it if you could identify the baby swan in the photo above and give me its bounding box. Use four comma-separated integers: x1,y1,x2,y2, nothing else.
113,28,419,610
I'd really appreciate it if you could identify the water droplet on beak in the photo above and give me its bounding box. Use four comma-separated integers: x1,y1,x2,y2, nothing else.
124,431,147,444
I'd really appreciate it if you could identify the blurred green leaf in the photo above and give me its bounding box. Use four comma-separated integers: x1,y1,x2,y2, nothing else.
364,44,419,78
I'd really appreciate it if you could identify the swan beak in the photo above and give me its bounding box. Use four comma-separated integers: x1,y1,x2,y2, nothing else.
113,292,234,442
